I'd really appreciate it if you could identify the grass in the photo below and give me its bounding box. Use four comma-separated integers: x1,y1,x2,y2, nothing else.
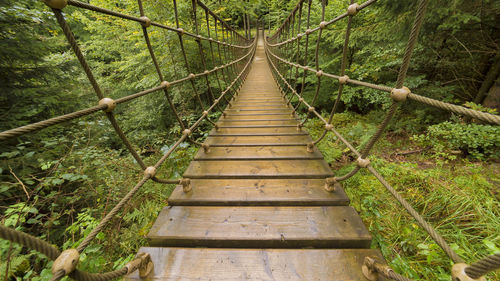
304,111,500,280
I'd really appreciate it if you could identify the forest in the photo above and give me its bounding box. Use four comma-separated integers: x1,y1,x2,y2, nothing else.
0,0,499,280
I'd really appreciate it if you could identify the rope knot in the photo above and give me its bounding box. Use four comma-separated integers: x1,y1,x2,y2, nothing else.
202,110,209,116
356,157,370,168
98,98,116,112
140,16,151,28
144,166,156,177
347,3,360,16
161,81,171,89
177,28,184,35
202,143,210,153
324,177,337,192
183,129,191,136
306,142,314,153
181,178,192,193
305,29,313,35
188,73,196,80
308,106,315,113
316,70,323,77
325,124,333,130
52,249,79,276
319,21,327,29
361,257,378,281
125,252,154,277
338,75,349,85
390,86,411,102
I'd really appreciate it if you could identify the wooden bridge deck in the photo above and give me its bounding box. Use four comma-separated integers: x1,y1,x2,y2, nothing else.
126,34,385,280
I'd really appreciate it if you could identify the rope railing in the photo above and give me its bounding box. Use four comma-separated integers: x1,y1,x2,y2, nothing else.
264,0,499,280
0,0,256,279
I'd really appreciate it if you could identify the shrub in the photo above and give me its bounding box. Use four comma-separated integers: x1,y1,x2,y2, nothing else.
413,121,500,160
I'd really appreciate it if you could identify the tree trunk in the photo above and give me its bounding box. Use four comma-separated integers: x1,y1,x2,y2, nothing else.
473,52,500,104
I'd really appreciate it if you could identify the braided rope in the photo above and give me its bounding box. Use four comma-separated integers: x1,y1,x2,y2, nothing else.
0,225,60,260
0,225,131,281
465,253,500,279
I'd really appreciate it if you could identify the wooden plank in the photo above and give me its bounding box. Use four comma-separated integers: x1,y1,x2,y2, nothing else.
229,106,291,111
234,103,287,107
183,160,333,179
125,247,387,280
234,101,285,104
236,98,284,101
221,114,296,120
209,127,307,136
204,135,312,146
195,146,322,160
217,119,298,126
168,178,349,206
224,113,295,117
217,125,297,128
225,108,291,112
147,206,371,248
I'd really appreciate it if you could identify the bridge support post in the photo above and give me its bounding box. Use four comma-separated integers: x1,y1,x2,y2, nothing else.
181,178,192,193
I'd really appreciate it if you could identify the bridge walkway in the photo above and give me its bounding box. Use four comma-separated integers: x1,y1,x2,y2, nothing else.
126,33,386,280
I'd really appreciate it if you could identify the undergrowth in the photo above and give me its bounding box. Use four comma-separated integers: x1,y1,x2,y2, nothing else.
304,111,500,281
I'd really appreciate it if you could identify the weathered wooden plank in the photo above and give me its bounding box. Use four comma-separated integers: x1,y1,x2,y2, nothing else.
233,103,287,107
225,107,292,113
195,146,321,160
125,247,387,280
225,112,295,116
204,135,311,146
147,206,371,248
234,97,286,102
168,179,349,206
229,106,292,111
209,127,307,136
221,114,296,119
234,101,286,105
217,119,298,126
183,160,333,179
217,125,297,128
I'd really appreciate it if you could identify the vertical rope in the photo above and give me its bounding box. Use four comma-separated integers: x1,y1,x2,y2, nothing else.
360,0,429,158
137,0,186,131
173,0,205,110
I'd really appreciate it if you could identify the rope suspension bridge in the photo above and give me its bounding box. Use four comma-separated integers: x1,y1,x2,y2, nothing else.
0,0,499,280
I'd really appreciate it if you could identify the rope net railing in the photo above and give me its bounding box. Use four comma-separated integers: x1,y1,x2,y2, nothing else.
0,0,256,280
264,0,499,280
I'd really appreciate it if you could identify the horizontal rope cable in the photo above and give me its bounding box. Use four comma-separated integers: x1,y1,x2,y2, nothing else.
465,253,500,279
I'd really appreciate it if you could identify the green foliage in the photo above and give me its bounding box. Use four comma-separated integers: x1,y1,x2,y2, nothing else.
413,121,500,160
306,111,499,280
0,0,81,133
